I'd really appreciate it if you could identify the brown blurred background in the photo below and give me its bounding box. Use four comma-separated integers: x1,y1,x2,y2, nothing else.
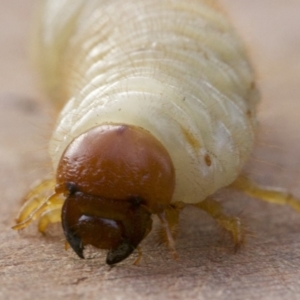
1,1,300,299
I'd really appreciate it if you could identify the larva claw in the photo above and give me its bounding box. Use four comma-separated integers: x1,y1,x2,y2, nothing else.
62,224,85,259
61,191,152,264
106,241,135,265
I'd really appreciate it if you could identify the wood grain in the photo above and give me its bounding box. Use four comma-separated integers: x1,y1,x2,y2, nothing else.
1,1,300,299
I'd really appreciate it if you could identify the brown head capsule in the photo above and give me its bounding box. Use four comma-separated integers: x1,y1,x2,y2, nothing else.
55,124,175,264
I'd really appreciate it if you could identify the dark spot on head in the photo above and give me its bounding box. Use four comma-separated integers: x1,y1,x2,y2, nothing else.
66,182,78,195
246,110,252,118
129,196,144,208
204,153,212,166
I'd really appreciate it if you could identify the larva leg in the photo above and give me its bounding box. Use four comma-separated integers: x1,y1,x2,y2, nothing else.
133,246,143,265
157,202,185,259
15,178,56,224
229,176,300,212
38,207,63,234
157,211,179,260
13,192,64,231
162,203,185,240
192,198,245,250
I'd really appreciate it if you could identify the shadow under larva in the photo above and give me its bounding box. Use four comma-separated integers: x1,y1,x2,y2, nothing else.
12,0,300,266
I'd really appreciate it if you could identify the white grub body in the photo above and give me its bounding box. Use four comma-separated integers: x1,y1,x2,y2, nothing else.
35,0,259,204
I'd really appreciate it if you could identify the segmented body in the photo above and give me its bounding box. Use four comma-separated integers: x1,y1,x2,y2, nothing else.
34,0,258,205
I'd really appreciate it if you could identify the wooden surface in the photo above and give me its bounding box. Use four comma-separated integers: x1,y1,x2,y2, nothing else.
1,1,300,299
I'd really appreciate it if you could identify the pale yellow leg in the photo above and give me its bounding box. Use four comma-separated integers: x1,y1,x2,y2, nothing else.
230,175,300,213
12,193,64,230
157,202,186,259
65,241,70,251
38,207,63,234
163,202,185,240
192,197,245,250
15,178,56,223
133,246,143,265
16,197,48,224
20,178,56,204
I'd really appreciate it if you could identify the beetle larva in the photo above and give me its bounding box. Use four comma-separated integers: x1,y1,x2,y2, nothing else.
13,0,300,265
